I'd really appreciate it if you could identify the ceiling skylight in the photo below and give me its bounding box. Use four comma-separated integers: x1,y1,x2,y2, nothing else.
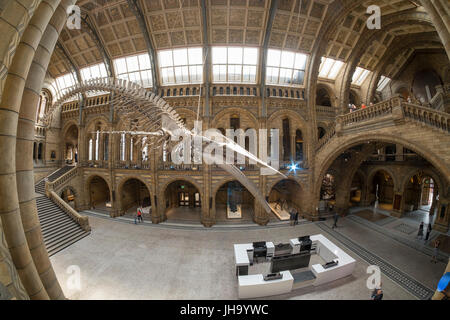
266,49,308,86
113,53,153,88
319,57,344,80
212,47,258,83
158,47,203,85
352,67,371,86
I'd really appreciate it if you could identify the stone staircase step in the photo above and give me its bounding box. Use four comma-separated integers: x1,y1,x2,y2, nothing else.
35,168,90,256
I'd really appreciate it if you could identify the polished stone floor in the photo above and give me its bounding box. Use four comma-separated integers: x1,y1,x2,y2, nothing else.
50,213,447,300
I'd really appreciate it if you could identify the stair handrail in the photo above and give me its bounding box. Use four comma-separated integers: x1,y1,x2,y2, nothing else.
316,125,336,151
46,166,78,192
48,190,91,232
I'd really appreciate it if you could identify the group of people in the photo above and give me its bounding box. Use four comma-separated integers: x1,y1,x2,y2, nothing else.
348,102,375,113
417,222,441,264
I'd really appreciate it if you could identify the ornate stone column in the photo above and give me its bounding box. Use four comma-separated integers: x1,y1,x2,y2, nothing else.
434,196,449,233
125,133,131,167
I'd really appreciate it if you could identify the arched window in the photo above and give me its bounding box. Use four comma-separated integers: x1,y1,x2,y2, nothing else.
88,138,93,161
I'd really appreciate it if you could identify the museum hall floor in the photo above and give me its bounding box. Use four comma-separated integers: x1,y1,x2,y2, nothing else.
50,214,447,300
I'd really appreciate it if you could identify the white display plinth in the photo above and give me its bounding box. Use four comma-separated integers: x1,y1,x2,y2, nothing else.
310,234,356,286
238,271,293,299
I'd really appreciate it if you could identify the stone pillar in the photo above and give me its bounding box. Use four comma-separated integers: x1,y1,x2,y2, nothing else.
0,0,65,300
254,175,269,225
290,132,296,161
430,192,438,216
125,133,131,167
420,0,450,60
434,197,449,233
201,163,213,227
137,139,142,167
395,144,404,161
98,131,104,165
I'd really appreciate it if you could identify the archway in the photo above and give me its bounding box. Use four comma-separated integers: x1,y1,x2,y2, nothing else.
371,170,395,211
316,87,332,107
403,173,438,221
88,176,111,212
349,172,365,206
319,173,336,212
64,124,79,164
60,187,76,209
164,180,201,222
119,178,151,217
268,179,303,221
215,180,255,222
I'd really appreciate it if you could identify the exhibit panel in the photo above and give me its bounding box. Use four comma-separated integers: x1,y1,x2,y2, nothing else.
234,234,356,299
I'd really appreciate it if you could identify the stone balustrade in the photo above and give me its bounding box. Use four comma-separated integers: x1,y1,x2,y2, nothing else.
212,84,259,97
45,166,78,192
402,103,450,133
339,98,397,126
48,191,90,232
316,126,336,151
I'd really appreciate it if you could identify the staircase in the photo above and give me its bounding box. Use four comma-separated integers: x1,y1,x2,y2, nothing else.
35,166,74,195
35,166,90,256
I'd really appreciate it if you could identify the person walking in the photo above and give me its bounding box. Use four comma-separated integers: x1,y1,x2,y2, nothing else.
332,212,339,229
294,210,299,226
137,207,143,223
417,222,424,239
425,223,432,241
371,284,383,300
289,209,295,226
431,239,441,264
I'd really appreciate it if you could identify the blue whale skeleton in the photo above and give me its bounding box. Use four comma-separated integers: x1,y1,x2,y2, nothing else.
44,77,286,214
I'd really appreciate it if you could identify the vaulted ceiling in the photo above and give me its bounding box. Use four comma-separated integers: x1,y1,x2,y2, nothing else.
47,0,444,82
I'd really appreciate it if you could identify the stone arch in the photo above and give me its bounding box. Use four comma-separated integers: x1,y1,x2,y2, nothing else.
62,121,79,163
316,83,334,107
117,176,152,215
367,167,399,192
163,178,203,221
314,134,450,208
211,107,259,129
214,179,257,221
60,185,79,209
267,177,306,214
85,174,112,210
400,167,445,198
173,108,200,130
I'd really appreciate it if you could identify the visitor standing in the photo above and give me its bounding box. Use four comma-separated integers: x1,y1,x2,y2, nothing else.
137,207,143,223
425,223,432,241
294,210,299,226
289,209,295,226
417,222,424,239
332,212,339,229
431,239,441,264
